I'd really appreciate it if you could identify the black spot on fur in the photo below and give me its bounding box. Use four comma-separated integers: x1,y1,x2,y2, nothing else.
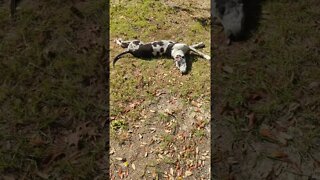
131,44,154,58
121,42,129,48
133,40,140,45
160,47,164,53
165,43,176,56
152,41,164,47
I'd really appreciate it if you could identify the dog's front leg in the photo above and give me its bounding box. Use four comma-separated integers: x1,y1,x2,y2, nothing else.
188,46,211,60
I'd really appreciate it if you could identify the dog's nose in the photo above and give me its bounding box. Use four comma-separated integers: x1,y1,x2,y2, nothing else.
179,64,187,74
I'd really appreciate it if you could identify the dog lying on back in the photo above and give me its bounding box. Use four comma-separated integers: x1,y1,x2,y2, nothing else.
113,39,210,74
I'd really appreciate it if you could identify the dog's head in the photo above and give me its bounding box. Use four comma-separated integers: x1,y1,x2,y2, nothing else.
174,53,187,74
216,0,245,40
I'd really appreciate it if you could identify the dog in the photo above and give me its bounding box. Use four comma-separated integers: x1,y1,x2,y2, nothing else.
213,0,245,44
112,38,210,74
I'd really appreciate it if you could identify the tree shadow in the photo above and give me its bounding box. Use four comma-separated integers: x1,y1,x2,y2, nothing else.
240,0,264,40
185,54,206,74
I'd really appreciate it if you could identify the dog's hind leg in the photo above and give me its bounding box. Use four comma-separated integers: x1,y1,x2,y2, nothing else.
190,42,205,49
114,38,134,48
188,46,211,60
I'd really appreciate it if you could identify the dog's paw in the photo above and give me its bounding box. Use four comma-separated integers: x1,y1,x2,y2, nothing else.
196,42,205,48
114,38,123,44
204,55,211,60
191,42,205,49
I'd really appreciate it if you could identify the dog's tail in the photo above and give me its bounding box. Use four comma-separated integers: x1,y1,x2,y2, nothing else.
113,50,131,67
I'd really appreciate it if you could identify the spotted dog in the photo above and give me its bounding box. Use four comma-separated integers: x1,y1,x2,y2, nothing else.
113,39,210,74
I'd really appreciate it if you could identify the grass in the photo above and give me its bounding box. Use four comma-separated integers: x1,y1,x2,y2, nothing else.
111,119,128,132
109,0,211,178
0,0,107,179
213,0,320,178
109,0,210,120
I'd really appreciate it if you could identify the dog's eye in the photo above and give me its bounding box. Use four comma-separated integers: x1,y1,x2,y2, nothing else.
182,56,185,58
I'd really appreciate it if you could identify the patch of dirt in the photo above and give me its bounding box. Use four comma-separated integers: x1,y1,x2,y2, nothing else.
110,93,210,179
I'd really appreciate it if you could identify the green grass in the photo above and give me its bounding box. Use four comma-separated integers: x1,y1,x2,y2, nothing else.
109,1,210,178
0,1,107,178
110,0,210,121
213,1,320,171
110,0,172,39
111,119,128,132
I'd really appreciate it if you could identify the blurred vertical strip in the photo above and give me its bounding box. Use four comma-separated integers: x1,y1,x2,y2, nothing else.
104,0,110,179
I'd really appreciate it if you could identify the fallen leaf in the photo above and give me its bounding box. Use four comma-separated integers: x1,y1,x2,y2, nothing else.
259,127,277,143
278,132,293,140
227,157,239,164
247,112,256,129
123,161,129,167
309,81,320,89
110,148,115,154
222,65,233,74
269,151,288,160
30,136,46,147
65,132,80,146
184,170,193,177
115,157,123,161
131,163,136,170
170,168,174,175
191,100,202,108
117,167,122,179
124,100,144,112
35,170,49,179
288,102,300,112
164,109,174,116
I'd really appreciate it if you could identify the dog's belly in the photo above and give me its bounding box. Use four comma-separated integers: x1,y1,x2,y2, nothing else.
151,40,175,57
131,44,154,58
130,41,174,58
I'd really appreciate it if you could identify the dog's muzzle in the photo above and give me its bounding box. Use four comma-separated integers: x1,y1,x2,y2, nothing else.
175,58,187,74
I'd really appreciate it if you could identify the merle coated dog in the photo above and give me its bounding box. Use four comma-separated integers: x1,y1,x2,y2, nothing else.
113,39,210,74
213,0,245,43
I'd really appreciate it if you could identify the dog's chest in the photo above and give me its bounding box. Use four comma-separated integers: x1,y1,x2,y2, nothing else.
129,40,175,58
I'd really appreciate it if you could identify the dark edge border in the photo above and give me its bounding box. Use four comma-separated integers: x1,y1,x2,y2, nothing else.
103,0,110,178
210,0,214,179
